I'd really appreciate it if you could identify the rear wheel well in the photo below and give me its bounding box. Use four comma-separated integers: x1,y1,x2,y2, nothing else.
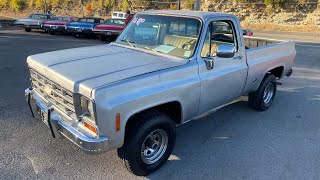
125,102,182,133
268,66,284,78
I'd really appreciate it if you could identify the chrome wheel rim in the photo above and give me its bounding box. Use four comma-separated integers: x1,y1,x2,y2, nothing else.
141,129,168,164
263,83,274,104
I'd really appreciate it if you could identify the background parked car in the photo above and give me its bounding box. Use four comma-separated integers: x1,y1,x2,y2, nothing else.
111,11,127,19
14,13,54,32
41,16,78,35
93,17,133,42
243,29,254,36
65,17,104,38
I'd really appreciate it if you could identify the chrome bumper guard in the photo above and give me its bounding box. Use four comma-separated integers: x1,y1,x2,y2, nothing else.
25,87,109,154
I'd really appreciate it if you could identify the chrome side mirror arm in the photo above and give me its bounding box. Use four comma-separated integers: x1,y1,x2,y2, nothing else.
204,57,214,70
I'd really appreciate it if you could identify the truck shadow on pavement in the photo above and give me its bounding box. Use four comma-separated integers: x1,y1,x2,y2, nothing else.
147,85,320,179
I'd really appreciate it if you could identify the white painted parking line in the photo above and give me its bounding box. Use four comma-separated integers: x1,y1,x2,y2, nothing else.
296,44,320,48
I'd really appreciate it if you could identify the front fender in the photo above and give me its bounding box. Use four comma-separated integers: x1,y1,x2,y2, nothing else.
92,60,200,149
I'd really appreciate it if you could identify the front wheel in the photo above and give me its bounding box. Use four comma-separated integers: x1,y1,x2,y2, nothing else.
249,74,277,111
25,28,31,32
118,110,176,176
49,31,56,35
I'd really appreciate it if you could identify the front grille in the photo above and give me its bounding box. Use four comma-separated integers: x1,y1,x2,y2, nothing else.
29,68,76,119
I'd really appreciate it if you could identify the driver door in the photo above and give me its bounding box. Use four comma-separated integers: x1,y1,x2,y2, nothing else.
197,18,248,115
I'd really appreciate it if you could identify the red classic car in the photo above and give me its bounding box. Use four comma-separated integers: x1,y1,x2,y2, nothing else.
93,15,134,42
41,16,78,35
93,18,126,41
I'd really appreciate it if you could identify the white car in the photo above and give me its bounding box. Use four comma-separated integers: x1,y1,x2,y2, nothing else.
111,11,127,19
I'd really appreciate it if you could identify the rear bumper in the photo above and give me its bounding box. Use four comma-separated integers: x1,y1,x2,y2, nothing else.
25,87,110,154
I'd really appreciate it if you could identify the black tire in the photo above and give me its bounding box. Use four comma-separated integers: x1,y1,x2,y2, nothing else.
73,33,79,38
117,110,176,176
98,35,106,41
49,31,56,35
105,36,117,42
249,74,277,111
25,28,31,32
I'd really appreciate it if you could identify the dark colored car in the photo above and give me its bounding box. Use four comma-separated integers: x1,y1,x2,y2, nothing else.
42,16,78,35
14,13,54,32
65,17,104,37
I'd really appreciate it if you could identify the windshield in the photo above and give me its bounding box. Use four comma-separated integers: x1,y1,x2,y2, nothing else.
78,18,96,23
30,14,49,20
115,14,202,59
53,17,74,21
104,19,125,25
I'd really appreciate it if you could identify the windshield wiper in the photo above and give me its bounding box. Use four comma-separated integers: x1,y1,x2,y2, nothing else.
144,47,163,54
120,39,136,48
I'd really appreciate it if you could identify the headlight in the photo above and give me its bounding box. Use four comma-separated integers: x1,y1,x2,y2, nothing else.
88,101,94,115
80,96,95,120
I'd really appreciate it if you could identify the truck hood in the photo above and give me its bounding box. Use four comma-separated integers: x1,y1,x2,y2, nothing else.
27,44,188,97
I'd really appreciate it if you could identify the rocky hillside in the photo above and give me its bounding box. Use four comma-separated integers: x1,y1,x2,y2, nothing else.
0,0,319,33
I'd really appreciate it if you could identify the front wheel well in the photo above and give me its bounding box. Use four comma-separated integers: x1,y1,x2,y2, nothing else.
125,101,182,132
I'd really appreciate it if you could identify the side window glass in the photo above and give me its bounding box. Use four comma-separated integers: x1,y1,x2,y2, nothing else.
201,20,237,58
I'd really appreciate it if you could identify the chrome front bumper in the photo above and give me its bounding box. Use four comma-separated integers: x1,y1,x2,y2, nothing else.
25,87,110,154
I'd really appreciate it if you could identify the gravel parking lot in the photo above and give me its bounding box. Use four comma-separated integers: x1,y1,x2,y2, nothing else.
0,29,320,180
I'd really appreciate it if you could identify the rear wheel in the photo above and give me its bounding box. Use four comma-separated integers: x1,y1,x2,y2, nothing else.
25,28,31,32
117,110,176,176
249,74,277,111
98,35,106,41
72,33,79,38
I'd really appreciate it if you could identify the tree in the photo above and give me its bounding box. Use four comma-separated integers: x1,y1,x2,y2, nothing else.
10,0,25,11
264,0,287,7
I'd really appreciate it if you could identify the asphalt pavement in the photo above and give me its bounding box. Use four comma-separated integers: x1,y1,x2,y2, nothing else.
0,29,320,180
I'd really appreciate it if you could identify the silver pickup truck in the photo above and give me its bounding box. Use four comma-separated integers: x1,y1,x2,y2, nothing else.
25,10,295,176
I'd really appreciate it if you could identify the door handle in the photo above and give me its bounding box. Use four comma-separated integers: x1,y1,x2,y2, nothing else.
233,55,243,60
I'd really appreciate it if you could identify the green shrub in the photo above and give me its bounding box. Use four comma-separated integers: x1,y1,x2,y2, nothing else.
0,0,8,7
10,0,25,11
35,0,43,8
28,0,34,8
49,0,60,7
264,0,287,7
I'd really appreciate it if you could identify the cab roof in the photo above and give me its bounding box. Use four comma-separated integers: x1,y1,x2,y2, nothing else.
140,10,237,21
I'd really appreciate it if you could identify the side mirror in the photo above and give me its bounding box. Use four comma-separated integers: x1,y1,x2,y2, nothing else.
216,44,235,58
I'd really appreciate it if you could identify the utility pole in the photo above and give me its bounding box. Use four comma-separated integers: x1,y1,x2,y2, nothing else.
194,0,200,11
178,0,181,10
44,0,47,13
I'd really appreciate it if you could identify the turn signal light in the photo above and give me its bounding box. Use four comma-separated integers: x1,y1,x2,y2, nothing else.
84,121,97,133
116,113,121,132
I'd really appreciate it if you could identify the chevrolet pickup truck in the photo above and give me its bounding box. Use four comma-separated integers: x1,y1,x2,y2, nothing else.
24,10,295,176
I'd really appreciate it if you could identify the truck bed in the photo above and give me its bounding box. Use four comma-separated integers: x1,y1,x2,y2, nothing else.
243,36,296,94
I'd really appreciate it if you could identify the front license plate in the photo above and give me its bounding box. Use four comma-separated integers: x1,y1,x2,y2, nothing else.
51,26,58,29
36,105,48,126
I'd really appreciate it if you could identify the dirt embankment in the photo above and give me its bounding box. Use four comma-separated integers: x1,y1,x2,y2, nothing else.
1,0,319,33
